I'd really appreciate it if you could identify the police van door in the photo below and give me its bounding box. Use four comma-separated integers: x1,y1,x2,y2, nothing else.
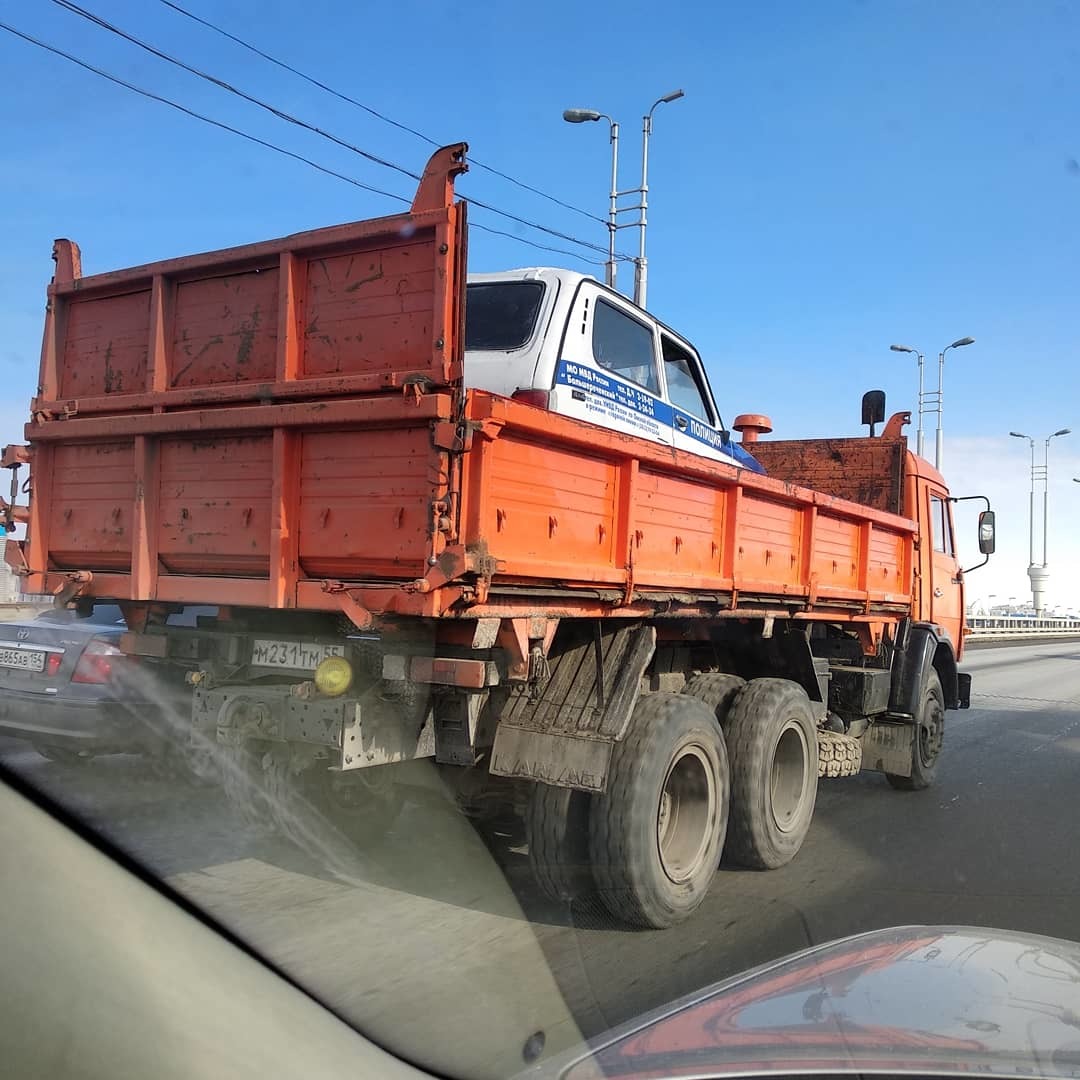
549,285,674,450
660,332,742,467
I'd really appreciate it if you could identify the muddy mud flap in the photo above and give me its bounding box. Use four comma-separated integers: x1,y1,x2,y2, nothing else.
957,672,972,709
861,720,915,778
489,624,656,794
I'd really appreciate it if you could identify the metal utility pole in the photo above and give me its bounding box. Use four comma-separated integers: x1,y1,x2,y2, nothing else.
562,108,619,290
563,89,684,308
890,344,925,457
931,337,975,470
634,90,684,309
1010,428,1070,614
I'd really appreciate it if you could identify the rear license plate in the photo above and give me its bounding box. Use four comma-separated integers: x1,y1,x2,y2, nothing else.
0,647,46,673
251,639,345,671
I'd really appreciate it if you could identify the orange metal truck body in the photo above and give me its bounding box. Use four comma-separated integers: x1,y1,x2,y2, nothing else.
9,145,918,637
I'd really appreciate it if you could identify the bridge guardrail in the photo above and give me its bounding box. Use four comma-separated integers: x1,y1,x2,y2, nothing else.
966,616,1080,642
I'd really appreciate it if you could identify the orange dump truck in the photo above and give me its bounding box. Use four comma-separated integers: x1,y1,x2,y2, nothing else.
3,145,993,927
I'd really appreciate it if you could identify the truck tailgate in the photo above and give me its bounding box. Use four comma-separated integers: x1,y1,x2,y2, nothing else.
16,147,468,607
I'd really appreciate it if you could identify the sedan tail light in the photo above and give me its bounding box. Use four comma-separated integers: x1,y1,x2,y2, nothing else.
72,640,125,684
511,388,550,409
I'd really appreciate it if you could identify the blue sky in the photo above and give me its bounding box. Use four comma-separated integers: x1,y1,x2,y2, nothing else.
2,0,1079,608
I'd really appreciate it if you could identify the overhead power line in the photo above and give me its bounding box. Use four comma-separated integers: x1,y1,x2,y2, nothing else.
47,0,621,260
0,21,606,268
0,21,407,203
159,0,605,227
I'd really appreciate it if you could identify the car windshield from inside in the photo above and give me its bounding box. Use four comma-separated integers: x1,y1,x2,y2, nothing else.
465,281,545,350
3,8,1079,1080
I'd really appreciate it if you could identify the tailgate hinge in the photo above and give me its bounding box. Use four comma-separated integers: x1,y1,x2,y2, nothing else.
0,445,30,534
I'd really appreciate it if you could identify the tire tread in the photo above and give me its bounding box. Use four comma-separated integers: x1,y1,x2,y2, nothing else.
683,673,746,727
589,692,728,928
527,783,594,903
724,678,818,870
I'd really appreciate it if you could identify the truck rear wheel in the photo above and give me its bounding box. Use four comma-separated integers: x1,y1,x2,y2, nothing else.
526,783,594,904
724,678,818,870
589,693,729,929
683,673,746,729
886,670,944,791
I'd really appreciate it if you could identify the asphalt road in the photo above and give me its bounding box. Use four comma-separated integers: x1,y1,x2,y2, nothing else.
4,639,1080,1075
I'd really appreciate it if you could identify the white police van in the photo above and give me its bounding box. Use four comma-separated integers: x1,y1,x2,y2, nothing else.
463,268,763,472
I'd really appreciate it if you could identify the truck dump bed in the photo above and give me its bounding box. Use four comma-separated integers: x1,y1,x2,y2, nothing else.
8,145,916,629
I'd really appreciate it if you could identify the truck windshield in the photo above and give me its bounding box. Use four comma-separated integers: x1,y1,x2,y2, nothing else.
465,281,545,350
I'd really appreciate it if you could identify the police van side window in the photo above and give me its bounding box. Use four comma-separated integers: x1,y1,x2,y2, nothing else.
663,335,713,422
591,298,660,394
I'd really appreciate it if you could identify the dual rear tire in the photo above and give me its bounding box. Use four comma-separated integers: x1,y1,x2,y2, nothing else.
526,677,821,928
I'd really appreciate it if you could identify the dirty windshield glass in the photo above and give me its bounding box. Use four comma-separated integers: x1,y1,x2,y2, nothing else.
3,5,1080,1080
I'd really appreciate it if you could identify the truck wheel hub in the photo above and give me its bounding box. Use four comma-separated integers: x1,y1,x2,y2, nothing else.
770,721,810,834
657,743,716,884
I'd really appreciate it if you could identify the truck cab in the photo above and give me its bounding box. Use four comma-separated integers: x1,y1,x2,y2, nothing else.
743,415,987,667
464,269,763,473
906,452,966,659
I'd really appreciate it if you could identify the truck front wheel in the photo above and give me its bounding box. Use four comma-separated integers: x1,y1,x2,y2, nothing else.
589,693,729,929
886,670,944,791
724,678,818,870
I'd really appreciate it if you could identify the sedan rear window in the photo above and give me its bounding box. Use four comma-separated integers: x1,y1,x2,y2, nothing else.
465,282,545,350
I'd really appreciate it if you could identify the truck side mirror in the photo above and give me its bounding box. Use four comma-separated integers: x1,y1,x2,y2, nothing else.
978,510,996,555
861,390,886,435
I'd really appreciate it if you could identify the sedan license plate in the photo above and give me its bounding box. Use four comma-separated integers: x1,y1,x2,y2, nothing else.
0,647,46,673
251,639,344,671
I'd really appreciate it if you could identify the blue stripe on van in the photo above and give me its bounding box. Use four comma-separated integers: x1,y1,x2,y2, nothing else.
554,359,766,474
673,408,766,474
554,360,673,425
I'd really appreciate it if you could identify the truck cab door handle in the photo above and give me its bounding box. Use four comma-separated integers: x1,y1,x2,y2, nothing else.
674,416,688,431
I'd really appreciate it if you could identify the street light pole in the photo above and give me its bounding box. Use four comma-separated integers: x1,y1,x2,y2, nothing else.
1010,427,1070,614
564,89,683,308
1043,429,1071,564
1010,433,1037,566
634,89,684,309
933,336,975,470
890,344,925,457
562,108,618,290
606,119,619,291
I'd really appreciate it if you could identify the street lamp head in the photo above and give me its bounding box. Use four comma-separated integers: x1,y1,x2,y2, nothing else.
950,336,975,349
1052,428,1071,438
890,344,916,354
648,90,686,118
1009,431,1031,440
563,108,602,123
